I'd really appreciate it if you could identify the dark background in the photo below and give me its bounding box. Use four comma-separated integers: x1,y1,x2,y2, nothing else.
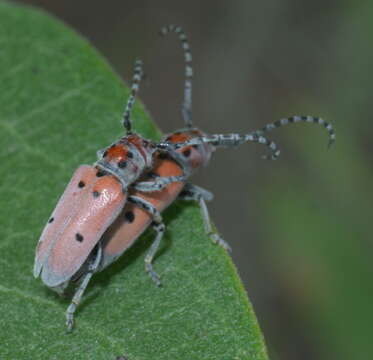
12,1,372,359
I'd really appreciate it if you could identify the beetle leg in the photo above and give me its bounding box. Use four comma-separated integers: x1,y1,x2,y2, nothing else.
134,146,191,192
178,184,231,252
178,183,213,201
145,221,166,286
66,245,102,332
128,196,165,286
133,175,186,192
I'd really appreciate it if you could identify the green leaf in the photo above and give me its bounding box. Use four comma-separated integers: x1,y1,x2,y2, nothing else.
0,3,268,359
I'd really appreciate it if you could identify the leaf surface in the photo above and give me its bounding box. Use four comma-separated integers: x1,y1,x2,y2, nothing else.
0,3,268,359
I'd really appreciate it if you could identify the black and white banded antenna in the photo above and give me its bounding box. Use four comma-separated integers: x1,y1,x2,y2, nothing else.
160,25,193,128
172,132,281,160
123,59,143,134
253,115,336,149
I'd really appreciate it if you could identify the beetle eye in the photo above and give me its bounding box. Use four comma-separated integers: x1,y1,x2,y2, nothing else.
118,160,127,169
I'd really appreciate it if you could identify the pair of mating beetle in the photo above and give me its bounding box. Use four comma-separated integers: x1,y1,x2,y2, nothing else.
33,25,336,331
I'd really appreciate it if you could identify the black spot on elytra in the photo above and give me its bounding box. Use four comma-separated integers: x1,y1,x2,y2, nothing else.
124,211,135,223
48,217,54,224
127,151,133,159
182,148,191,157
93,191,100,198
96,170,106,177
78,181,85,188
75,233,84,242
192,144,199,149
118,160,127,168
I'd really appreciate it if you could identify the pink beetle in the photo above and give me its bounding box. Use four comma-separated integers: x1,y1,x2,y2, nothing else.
34,25,335,332
33,55,278,331
33,59,190,330
98,24,335,281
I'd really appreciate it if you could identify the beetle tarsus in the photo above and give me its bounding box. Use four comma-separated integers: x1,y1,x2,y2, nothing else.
177,183,232,252
65,246,102,331
208,232,232,252
145,261,162,287
66,304,76,332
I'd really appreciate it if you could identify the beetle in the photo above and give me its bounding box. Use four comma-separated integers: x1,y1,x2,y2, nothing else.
75,25,335,328
98,25,336,284
33,49,279,331
32,59,190,328
34,25,335,332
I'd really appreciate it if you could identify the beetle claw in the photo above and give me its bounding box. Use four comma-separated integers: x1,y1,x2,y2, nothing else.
66,318,74,333
209,233,232,253
66,303,76,332
145,263,162,287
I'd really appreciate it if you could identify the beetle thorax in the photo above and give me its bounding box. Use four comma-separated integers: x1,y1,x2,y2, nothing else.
95,134,155,189
165,128,214,169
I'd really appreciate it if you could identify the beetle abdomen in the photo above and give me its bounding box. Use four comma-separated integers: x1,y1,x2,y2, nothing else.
34,165,126,288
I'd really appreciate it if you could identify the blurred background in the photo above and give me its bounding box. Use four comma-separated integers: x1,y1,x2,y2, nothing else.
11,0,371,359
